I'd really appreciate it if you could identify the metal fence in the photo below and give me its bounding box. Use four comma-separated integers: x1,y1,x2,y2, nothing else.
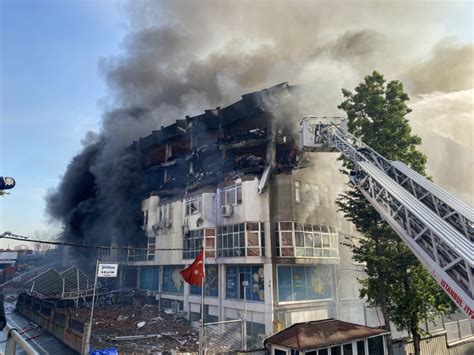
203,319,243,353
445,319,474,343
3,323,39,355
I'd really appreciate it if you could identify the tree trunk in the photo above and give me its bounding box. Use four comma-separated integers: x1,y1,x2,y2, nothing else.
411,327,421,355
375,235,394,355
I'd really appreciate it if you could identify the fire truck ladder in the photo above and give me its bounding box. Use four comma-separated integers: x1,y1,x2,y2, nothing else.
302,118,474,320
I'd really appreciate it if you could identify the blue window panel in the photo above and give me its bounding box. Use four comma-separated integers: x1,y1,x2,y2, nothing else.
277,266,293,302
140,267,159,291
278,265,332,302
250,266,265,302
162,265,184,294
226,265,264,302
292,266,307,301
226,266,238,299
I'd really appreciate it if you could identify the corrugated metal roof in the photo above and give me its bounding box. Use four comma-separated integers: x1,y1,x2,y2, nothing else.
264,319,389,350
26,266,94,298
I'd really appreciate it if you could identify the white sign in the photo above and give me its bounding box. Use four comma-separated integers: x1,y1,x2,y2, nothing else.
97,263,118,278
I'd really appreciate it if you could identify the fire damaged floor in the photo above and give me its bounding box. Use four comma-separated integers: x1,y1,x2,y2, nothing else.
62,305,200,353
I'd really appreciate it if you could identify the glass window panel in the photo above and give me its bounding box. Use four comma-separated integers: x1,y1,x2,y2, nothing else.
322,235,331,248
319,350,328,355
295,223,303,231
305,248,314,257
277,266,293,302
357,341,366,355
295,232,304,247
247,248,259,256
314,234,322,248
228,189,236,205
295,247,305,256
291,267,307,301
331,346,341,355
281,232,293,246
343,343,353,355
320,225,329,233
246,222,259,231
280,222,293,231
368,336,384,355
305,233,313,247
281,248,294,257
247,232,259,246
237,185,242,203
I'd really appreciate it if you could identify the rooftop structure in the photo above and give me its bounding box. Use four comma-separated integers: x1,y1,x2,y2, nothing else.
264,318,389,354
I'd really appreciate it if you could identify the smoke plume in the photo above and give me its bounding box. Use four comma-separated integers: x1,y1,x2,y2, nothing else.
46,0,473,251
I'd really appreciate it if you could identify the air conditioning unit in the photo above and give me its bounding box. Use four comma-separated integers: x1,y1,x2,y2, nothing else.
222,204,233,217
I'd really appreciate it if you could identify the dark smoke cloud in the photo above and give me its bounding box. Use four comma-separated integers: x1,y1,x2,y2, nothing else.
46,0,473,255
405,41,474,94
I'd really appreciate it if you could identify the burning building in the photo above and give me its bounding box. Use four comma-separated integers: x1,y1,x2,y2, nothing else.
100,82,379,349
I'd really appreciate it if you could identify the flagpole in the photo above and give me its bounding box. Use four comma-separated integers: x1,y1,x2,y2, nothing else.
199,241,206,355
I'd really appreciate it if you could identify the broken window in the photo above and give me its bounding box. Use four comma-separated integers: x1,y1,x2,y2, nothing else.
217,222,264,257
185,196,202,216
219,184,242,206
183,229,204,259
278,222,339,258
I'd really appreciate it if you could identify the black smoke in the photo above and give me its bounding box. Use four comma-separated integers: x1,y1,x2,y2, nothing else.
46,0,473,257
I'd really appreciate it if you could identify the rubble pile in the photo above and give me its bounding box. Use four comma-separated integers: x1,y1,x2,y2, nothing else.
59,305,199,353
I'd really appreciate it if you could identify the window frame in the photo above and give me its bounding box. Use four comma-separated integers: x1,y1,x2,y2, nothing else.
185,195,202,216
277,222,339,259
276,264,333,304
219,184,243,206
217,222,265,257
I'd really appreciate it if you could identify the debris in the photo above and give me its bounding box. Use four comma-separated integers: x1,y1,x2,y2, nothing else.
116,315,128,321
136,321,146,328
111,334,162,341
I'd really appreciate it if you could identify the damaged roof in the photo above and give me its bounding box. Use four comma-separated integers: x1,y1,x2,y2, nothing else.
26,266,94,298
135,82,293,148
264,319,389,350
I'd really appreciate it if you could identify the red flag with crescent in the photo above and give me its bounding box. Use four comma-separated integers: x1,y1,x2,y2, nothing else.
180,250,205,286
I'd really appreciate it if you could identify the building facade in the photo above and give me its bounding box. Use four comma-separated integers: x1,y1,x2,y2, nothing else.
117,83,381,348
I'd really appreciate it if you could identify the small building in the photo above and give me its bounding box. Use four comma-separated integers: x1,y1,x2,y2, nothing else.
264,318,389,355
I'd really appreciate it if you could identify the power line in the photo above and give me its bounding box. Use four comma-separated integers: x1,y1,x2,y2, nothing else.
0,231,183,251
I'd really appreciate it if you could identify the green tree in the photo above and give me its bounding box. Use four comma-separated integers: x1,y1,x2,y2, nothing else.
336,71,455,355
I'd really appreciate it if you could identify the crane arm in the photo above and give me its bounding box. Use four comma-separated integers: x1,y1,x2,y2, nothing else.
300,117,474,319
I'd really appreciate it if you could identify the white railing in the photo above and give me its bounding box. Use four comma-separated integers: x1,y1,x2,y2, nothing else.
3,323,39,355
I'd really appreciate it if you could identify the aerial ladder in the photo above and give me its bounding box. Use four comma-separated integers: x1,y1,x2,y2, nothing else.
300,117,474,320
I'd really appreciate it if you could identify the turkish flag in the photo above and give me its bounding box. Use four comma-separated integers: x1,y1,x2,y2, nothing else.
180,250,205,286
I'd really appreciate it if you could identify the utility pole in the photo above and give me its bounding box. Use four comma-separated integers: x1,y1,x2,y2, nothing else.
87,258,99,352
242,280,248,351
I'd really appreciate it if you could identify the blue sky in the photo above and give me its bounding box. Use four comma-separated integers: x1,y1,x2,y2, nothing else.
0,0,126,247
